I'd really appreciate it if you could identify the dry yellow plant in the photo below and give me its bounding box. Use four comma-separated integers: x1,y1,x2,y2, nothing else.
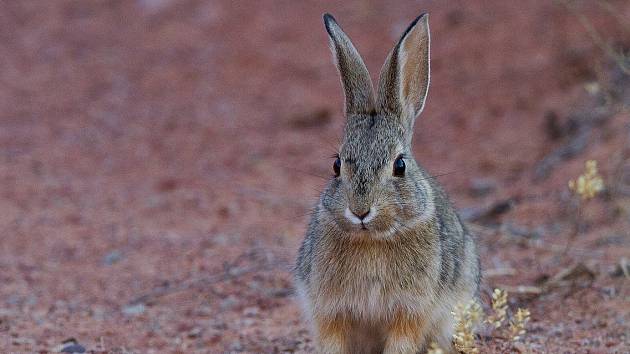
486,288,508,328
509,308,531,341
452,300,482,354
568,160,604,200
449,289,531,350
426,342,445,354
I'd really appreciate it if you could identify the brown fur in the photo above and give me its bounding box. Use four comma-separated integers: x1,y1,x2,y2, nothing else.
295,13,481,354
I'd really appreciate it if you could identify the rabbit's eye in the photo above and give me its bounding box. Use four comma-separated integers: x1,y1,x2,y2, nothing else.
393,156,405,177
333,158,341,177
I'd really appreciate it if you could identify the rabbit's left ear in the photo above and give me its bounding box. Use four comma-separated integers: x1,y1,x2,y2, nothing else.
377,14,430,132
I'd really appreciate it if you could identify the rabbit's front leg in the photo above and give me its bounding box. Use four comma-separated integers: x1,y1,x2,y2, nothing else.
383,312,427,354
314,315,351,354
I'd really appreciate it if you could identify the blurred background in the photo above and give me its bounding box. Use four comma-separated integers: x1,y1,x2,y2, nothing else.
0,0,629,352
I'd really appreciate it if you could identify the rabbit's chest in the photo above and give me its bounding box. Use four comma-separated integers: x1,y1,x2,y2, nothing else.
317,257,433,320
347,275,391,317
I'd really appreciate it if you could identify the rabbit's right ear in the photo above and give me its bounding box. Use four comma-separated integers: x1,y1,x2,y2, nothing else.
323,13,375,115
377,14,430,134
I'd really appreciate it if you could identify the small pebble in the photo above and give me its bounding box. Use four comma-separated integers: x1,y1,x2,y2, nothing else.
60,344,86,353
468,177,496,197
103,250,123,265
122,303,146,316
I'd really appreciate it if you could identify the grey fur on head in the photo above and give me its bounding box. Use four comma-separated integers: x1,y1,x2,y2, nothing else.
295,13,480,354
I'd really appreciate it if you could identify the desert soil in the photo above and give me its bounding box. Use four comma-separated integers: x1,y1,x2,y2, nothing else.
0,0,629,353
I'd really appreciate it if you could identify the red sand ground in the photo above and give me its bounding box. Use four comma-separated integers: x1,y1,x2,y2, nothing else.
0,1,628,353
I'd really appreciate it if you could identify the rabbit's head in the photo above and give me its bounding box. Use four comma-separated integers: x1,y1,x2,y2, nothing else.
320,13,434,238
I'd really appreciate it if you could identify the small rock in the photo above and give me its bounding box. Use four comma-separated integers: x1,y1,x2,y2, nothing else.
60,344,86,353
122,303,145,316
468,178,496,197
102,250,123,265
187,327,203,338
609,257,629,278
55,339,86,353
243,306,259,317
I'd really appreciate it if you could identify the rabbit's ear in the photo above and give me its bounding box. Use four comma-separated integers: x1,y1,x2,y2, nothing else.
377,14,430,131
324,13,375,115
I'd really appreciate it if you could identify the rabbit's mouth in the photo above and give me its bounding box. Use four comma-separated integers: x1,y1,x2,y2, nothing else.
347,224,400,241
339,207,403,238
346,220,372,233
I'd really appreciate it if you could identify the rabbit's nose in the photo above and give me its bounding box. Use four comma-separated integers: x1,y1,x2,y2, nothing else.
344,206,377,224
355,210,370,219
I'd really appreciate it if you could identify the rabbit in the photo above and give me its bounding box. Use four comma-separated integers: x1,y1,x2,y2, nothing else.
294,13,481,354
